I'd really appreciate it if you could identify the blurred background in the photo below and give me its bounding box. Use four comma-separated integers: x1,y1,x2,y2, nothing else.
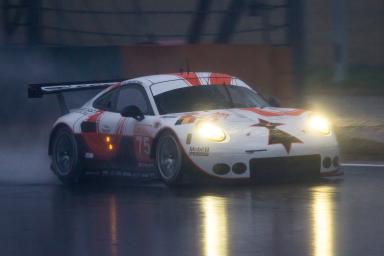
0,0,383,182
1,3,383,255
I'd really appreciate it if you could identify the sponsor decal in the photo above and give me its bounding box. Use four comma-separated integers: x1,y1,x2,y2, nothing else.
189,146,210,156
175,115,197,125
251,118,302,153
96,170,156,178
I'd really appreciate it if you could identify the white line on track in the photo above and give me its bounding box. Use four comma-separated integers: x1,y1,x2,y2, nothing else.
341,163,384,167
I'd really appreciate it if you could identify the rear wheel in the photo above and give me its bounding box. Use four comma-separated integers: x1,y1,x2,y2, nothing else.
156,132,185,186
51,127,83,184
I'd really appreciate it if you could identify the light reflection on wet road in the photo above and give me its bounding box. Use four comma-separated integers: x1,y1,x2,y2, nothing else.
311,186,334,256
0,166,383,256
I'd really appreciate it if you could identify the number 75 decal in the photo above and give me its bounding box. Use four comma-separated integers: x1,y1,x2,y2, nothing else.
134,136,153,162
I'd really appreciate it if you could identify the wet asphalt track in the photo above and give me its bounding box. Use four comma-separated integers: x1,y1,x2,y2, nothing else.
0,165,383,256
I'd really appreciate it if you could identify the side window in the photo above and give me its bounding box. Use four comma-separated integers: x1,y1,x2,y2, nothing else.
116,86,152,115
93,90,117,111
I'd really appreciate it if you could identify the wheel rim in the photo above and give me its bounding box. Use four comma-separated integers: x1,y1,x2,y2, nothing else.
54,133,75,176
157,136,181,180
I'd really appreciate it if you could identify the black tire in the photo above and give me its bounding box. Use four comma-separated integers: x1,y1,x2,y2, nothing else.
156,132,188,186
51,127,83,185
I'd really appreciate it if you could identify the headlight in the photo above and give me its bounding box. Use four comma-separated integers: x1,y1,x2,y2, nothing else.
308,114,332,135
196,122,227,142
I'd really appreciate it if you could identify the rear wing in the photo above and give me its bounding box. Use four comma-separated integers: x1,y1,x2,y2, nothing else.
28,79,123,114
28,79,122,98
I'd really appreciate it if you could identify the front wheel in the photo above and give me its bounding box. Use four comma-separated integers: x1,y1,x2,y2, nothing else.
156,132,186,186
51,127,83,185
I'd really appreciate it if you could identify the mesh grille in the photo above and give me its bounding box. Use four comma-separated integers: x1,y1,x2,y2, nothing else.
250,155,321,179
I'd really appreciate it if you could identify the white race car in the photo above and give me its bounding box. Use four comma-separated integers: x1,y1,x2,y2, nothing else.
29,72,341,185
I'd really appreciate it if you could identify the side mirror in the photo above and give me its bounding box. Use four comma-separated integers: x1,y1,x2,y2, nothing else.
268,96,281,108
120,105,145,121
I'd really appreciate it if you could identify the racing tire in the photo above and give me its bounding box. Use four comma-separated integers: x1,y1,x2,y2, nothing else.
156,132,188,186
51,127,83,185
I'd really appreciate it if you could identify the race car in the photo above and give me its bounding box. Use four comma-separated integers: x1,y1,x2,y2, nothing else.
28,72,341,185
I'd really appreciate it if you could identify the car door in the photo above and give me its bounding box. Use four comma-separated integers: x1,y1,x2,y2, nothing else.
98,83,157,171
82,87,120,163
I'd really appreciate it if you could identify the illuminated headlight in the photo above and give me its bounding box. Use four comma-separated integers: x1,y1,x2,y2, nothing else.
196,122,227,142
309,115,332,135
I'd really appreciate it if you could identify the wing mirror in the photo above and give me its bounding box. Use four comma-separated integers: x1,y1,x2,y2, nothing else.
120,105,145,121
267,96,281,108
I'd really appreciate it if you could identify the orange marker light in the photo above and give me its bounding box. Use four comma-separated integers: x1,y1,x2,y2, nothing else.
106,136,111,143
108,144,113,151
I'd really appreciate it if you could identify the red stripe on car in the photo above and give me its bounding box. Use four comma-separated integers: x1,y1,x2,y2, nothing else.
82,111,126,160
175,72,201,86
209,73,232,85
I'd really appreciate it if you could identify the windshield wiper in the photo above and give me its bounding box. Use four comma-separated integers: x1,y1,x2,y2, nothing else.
222,85,235,108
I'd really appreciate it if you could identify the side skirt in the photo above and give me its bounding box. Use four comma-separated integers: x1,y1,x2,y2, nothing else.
75,134,159,180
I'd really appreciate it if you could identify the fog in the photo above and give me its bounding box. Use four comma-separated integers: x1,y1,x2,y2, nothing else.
0,143,55,184
0,47,122,183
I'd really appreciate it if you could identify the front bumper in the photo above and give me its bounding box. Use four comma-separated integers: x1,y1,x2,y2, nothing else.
186,145,341,179
320,168,344,177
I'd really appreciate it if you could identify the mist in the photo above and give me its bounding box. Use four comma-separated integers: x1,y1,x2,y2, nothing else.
0,47,123,184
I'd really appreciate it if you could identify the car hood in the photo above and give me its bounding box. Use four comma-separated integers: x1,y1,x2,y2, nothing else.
161,107,331,152
166,107,309,129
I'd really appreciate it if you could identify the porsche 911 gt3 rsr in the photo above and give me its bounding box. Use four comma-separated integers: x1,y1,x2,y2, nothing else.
28,72,341,185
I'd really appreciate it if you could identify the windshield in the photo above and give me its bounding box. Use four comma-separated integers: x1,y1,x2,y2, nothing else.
154,85,269,114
